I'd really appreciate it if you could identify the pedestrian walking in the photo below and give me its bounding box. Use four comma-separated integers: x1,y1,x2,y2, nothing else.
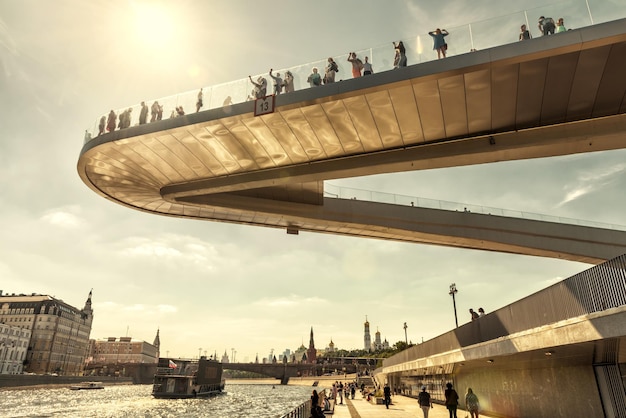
418,386,434,418
383,382,392,409
444,382,459,418
465,387,480,418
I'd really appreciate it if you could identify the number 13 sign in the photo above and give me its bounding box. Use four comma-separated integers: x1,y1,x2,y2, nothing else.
254,95,275,116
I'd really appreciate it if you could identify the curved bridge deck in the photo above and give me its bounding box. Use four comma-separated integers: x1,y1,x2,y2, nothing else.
78,19,626,263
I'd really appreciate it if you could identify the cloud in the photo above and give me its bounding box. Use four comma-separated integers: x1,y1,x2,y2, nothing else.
40,207,85,228
558,162,626,206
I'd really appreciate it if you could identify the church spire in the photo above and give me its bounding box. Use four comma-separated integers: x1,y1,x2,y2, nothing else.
153,328,160,350
83,289,93,316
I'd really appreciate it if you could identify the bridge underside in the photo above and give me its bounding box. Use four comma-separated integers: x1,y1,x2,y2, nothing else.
78,19,626,263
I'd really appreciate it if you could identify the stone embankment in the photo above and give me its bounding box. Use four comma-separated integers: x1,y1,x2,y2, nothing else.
0,375,133,390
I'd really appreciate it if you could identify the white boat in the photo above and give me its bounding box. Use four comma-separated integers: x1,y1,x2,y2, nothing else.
69,381,105,390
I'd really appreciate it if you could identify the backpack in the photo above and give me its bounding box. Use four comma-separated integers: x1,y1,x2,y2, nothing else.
356,59,363,70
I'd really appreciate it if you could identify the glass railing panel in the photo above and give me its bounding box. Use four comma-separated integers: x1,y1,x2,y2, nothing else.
524,0,592,34
323,183,626,231
469,12,528,50
84,0,626,140
588,0,626,24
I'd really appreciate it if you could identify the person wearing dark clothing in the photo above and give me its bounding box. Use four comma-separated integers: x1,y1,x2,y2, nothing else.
470,309,479,321
106,110,116,132
139,101,148,124
393,41,407,67
538,16,556,35
519,24,532,41
383,383,392,409
418,386,433,418
444,382,459,418
311,390,324,418
98,116,106,135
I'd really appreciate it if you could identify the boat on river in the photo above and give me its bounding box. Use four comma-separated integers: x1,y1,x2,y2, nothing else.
152,357,225,399
69,381,104,390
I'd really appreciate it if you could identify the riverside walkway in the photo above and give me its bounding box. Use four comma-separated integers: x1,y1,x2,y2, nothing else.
333,393,497,418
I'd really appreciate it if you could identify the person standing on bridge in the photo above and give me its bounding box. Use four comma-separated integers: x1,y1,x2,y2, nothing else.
519,24,532,41
429,28,449,59
347,52,363,78
393,41,407,68
470,308,479,321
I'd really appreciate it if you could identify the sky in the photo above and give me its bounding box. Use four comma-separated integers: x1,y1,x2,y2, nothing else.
1,0,625,363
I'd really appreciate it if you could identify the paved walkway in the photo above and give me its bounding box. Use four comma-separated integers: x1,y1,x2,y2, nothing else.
331,393,496,418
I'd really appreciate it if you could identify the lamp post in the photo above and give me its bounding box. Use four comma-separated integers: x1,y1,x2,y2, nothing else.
449,283,459,328
403,322,408,345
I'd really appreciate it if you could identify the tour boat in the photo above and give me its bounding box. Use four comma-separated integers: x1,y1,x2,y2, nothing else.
152,357,225,399
69,381,105,390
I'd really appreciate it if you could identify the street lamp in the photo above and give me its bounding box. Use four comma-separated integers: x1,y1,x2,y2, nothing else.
449,283,459,328
403,322,408,345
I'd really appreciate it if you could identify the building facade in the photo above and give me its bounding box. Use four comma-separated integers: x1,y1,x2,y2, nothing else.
86,333,159,365
0,323,31,374
0,290,93,375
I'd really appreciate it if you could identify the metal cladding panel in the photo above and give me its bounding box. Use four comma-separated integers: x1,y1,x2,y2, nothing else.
464,69,491,133
262,112,308,164
223,117,274,169
199,124,242,174
439,74,468,138
343,95,383,152
178,128,228,177
137,136,190,182
567,45,611,121
280,108,325,159
241,115,289,166
593,42,626,117
322,100,357,154
490,64,518,131
154,134,206,180
388,84,423,145
413,79,445,141
516,58,549,129
208,119,257,171
300,103,344,157
366,90,403,148
541,51,579,125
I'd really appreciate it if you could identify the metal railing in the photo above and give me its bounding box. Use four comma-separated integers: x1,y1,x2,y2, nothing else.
383,253,626,368
281,388,327,418
83,0,626,141
324,183,626,231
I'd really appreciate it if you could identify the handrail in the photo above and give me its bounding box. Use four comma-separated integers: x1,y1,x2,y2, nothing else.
324,183,626,231
83,0,626,142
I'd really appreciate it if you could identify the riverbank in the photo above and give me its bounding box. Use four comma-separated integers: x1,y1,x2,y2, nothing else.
0,375,133,391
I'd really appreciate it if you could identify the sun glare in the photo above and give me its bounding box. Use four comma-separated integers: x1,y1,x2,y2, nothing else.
131,2,175,47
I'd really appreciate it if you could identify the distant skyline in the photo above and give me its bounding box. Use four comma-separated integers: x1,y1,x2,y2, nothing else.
1,0,625,362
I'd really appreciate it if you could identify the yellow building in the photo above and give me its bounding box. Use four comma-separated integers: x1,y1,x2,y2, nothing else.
0,290,94,375
86,332,159,365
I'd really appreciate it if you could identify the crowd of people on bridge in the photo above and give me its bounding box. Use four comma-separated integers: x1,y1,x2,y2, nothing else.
87,10,572,142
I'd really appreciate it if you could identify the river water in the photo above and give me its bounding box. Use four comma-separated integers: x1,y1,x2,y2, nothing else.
0,383,316,417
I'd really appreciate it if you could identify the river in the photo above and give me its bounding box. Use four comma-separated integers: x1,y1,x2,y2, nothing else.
0,383,317,417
